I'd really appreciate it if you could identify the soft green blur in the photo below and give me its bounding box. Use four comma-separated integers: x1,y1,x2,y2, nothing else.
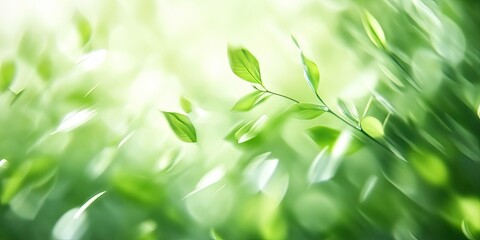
1,0,479,239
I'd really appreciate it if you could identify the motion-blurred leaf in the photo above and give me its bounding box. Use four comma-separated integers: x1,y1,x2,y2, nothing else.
292,36,320,92
361,116,385,138
180,96,192,113
232,115,268,143
289,103,328,119
232,91,269,112
1,157,57,204
75,13,92,46
54,109,96,134
362,10,387,49
210,229,224,240
0,60,16,91
162,111,197,143
477,105,480,119
307,126,340,148
337,99,360,126
36,55,54,81
227,46,262,84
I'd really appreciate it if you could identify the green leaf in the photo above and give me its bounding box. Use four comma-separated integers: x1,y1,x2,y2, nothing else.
1,157,56,204
361,116,385,138
362,10,387,49
0,60,16,91
180,96,192,113
307,126,341,148
227,46,262,84
232,91,269,112
227,115,268,144
162,112,197,143
307,126,363,154
10,89,25,106
288,103,328,119
36,56,54,81
75,13,92,46
337,99,360,126
210,229,224,240
291,36,320,92
477,104,480,119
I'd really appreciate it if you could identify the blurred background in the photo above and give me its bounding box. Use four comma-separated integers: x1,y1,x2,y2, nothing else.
0,0,479,239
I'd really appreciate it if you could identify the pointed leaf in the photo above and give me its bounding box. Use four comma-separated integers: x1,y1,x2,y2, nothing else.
337,99,360,125
75,13,92,46
362,10,387,49
477,104,480,119
10,89,25,106
307,126,341,148
180,96,192,113
289,103,328,119
361,116,384,138
0,60,16,91
292,37,320,92
210,229,224,240
162,112,197,142
227,46,262,84
232,115,268,143
232,91,269,112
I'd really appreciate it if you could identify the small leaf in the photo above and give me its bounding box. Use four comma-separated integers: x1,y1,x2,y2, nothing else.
477,104,480,119
36,56,54,81
232,115,268,143
291,36,320,92
210,229,224,240
362,10,387,49
75,13,92,46
54,109,96,134
227,46,262,84
361,116,385,138
232,91,269,112
162,112,197,143
0,60,16,91
289,103,328,119
307,126,341,148
10,89,25,106
307,127,363,155
337,99,360,126
180,96,192,113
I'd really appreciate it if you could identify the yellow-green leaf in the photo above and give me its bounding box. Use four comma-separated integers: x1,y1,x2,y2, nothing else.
289,103,328,119
227,46,262,84
180,96,192,113
337,99,360,126
232,91,269,112
362,10,387,49
75,13,92,46
292,36,320,92
361,116,385,138
162,112,197,143
0,60,16,91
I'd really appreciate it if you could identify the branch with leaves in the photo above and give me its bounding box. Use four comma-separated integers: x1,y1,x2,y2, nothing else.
226,15,405,159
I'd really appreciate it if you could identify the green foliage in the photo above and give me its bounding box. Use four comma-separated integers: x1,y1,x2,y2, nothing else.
288,103,328,119
361,116,385,138
227,46,262,84
162,112,197,143
292,36,320,93
180,96,192,113
232,91,269,111
1,1,480,240
0,60,16,91
362,10,387,49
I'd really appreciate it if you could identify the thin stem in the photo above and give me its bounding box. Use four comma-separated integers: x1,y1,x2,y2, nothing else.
264,90,299,103
254,84,300,103
312,89,397,156
255,84,398,157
